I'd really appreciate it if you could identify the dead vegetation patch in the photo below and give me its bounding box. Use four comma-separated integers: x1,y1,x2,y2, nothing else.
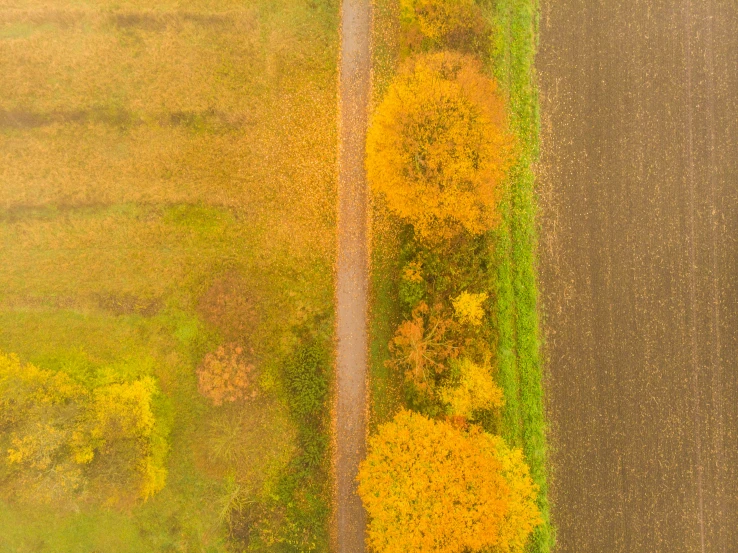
0,108,251,130
93,292,161,317
110,11,234,31
197,271,260,344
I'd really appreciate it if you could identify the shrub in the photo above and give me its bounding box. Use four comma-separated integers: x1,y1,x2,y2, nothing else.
386,301,459,393
366,52,513,243
452,291,488,326
399,260,426,307
440,357,504,418
283,345,328,419
72,377,168,501
400,0,484,47
0,352,168,503
197,343,256,406
357,410,541,553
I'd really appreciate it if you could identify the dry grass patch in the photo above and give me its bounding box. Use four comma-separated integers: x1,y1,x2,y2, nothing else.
0,0,338,548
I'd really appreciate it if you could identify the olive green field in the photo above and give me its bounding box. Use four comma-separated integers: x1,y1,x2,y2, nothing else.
0,1,338,551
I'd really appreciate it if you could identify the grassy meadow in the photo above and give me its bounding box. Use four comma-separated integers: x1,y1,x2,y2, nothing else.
368,0,554,550
0,1,338,551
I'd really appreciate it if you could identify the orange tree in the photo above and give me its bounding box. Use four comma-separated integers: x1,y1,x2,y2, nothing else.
197,343,256,406
386,301,459,394
366,52,513,243
357,410,541,553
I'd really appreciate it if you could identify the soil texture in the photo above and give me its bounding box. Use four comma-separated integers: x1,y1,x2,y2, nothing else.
538,1,738,551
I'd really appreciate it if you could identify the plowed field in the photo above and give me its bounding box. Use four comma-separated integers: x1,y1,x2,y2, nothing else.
538,1,738,551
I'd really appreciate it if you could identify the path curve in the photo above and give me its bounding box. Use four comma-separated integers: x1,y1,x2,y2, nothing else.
334,0,372,551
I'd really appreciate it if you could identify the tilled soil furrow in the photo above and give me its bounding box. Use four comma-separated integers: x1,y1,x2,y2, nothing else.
538,0,738,550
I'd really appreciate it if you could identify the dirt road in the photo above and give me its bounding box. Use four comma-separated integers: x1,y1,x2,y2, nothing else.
334,0,371,551
538,1,738,551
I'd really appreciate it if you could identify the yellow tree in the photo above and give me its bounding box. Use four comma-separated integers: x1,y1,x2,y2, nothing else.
0,352,168,504
440,357,504,418
357,410,541,553
366,52,513,243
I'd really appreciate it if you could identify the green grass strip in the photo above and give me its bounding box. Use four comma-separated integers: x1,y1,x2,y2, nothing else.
486,0,554,551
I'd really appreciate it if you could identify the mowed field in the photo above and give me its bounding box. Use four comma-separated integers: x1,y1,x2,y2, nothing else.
538,0,738,551
0,0,337,550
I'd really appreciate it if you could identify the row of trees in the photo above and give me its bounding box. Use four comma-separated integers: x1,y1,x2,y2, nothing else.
358,1,541,552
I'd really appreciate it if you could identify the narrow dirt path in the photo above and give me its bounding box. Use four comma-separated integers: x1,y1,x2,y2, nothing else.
334,0,371,551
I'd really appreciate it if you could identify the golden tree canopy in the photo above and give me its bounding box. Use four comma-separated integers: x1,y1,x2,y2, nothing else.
367,52,513,242
452,291,488,326
357,410,541,553
440,357,504,418
0,352,167,504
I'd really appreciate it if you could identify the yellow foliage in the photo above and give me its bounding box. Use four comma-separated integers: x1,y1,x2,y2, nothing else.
493,439,545,553
402,260,424,283
357,410,541,553
366,52,514,242
74,376,166,499
0,352,168,503
400,0,480,43
452,291,488,326
88,378,157,440
440,357,504,418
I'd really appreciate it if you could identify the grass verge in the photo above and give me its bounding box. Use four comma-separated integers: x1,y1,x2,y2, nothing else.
486,0,554,550
367,0,404,431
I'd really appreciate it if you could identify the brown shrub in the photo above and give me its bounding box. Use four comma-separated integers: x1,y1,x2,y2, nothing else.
197,343,256,406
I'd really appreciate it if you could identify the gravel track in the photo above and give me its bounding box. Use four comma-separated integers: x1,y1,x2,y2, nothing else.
334,0,371,551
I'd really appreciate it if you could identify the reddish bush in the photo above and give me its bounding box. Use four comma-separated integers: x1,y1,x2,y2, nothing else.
197,344,256,406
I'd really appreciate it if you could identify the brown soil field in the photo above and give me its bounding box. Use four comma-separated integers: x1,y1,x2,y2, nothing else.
538,1,738,551
334,0,371,551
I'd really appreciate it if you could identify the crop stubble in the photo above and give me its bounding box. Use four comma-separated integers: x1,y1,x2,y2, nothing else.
538,0,738,551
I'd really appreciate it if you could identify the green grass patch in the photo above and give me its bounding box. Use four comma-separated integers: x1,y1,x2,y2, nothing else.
485,0,554,550
367,0,404,431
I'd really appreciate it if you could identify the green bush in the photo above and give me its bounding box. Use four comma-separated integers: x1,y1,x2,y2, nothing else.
238,341,331,551
399,275,426,308
283,345,328,420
